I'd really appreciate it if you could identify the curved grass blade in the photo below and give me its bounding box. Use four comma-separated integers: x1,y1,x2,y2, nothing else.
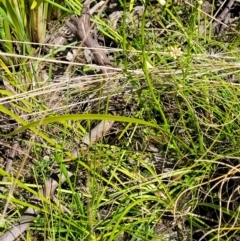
8,114,161,136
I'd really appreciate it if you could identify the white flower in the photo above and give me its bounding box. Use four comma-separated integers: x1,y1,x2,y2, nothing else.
169,46,183,59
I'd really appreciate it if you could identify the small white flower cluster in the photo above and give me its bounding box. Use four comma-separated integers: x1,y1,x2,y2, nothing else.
169,46,183,59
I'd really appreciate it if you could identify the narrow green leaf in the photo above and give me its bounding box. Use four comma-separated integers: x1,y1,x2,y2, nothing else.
8,114,160,136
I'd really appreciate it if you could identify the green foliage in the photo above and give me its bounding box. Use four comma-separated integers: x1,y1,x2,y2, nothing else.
0,0,78,67
1,0,240,240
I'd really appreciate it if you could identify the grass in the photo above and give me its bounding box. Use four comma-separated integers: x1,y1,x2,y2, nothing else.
1,0,240,240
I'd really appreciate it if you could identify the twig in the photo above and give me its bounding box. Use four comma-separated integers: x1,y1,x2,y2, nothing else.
212,0,235,31
65,1,114,78
64,1,106,77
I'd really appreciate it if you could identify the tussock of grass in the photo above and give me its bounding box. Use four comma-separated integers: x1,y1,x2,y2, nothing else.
1,1,240,240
